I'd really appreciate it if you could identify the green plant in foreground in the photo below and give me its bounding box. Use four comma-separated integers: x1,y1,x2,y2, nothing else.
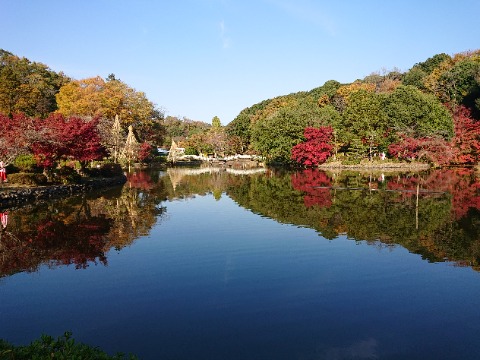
0,332,138,360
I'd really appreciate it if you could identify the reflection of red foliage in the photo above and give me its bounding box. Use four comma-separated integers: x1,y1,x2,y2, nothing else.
291,169,332,208
0,216,112,277
291,127,333,167
386,175,420,200
127,171,155,190
387,168,480,219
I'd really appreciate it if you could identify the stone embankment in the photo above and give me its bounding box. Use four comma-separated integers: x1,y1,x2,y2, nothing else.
0,176,126,209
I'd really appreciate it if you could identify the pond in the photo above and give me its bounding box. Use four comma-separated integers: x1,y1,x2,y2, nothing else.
1,166,480,359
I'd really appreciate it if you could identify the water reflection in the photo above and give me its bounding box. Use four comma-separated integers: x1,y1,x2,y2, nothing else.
0,172,168,278
2,166,480,278
226,167,480,270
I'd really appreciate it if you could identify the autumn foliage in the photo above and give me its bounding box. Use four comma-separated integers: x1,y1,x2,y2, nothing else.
388,105,480,166
291,169,332,208
291,126,334,166
450,105,480,165
0,113,106,168
388,135,455,166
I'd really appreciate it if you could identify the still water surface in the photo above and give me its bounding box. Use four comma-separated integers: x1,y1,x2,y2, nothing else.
1,167,480,359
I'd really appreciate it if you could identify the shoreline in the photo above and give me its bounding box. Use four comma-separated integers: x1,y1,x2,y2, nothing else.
318,161,430,171
0,175,127,210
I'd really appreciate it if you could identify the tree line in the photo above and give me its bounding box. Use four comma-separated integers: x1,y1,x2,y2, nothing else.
227,50,480,166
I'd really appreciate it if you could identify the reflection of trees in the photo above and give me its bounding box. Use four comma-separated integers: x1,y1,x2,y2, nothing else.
0,209,112,277
80,172,169,250
0,171,169,277
227,168,480,270
3,167,480,276
164,166,253,201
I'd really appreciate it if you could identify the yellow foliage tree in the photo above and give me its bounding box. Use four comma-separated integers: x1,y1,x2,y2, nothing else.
56,76,157,128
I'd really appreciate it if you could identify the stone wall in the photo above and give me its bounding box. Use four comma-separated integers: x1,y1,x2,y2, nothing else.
0,176,126,209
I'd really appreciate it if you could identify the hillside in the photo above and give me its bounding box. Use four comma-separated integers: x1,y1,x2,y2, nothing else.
226,50,480,165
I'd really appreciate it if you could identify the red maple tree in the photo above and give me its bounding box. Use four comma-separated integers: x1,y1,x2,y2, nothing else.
450,105,480,165
32,114,106,169
138,142,153,162
388,135,454,166
0,113,40,164
291,126,334,167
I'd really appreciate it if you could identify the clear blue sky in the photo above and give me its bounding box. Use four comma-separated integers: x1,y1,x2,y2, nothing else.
1,0,479,125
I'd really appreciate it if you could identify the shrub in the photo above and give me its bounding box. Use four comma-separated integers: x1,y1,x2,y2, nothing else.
342,158,361,165
7,172,48,186
184,147,199,155
13,154,39,173
53,166,82,184
0,332,138,359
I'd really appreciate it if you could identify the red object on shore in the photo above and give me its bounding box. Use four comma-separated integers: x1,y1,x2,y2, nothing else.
0,163,6,182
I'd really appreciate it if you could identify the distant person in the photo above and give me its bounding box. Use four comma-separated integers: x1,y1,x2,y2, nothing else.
0,212,7,229
0,161,6,183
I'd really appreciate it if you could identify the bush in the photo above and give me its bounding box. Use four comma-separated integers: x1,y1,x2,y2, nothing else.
7,172,48,186
13,154,40,173
53,166,82,184
0,332,138,360
184,147,199,155
342,158,361,165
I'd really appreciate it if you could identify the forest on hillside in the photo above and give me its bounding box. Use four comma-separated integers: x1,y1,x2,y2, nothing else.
227,50,480,166
1,48,480,171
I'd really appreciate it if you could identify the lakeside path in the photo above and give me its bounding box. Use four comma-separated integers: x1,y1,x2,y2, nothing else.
0,176,126,210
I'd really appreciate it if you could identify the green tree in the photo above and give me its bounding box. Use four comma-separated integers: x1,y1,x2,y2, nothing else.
341,89,388,160
162,116,211,147
403,66,427,89
251,107,306,163
226,98,275,152
226,112,251,153
307,79,342,100
383,85,454,139
414,53,451,74
212,115,221,128
401,53,451,93
437,55,480,114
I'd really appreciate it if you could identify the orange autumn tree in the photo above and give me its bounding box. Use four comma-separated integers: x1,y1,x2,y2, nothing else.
56,75,164,145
